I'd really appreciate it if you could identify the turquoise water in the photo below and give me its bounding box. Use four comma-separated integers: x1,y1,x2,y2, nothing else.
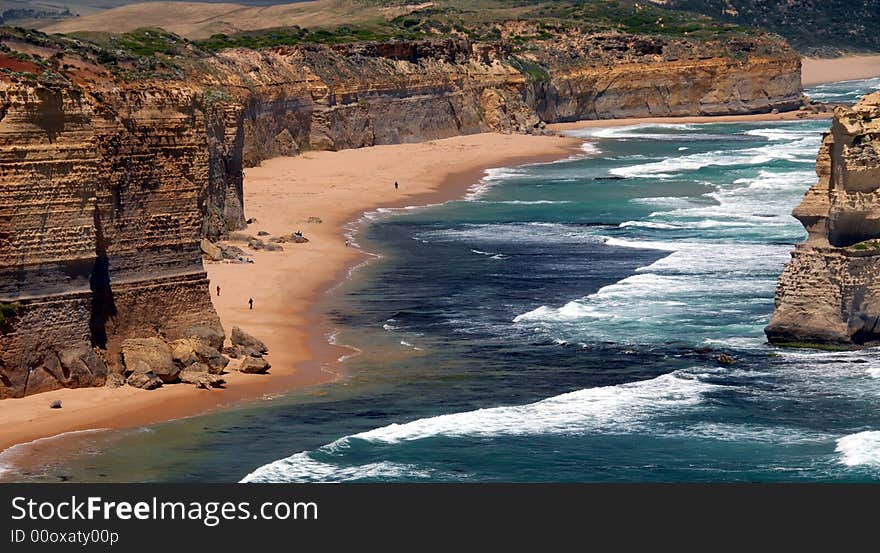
5,78,880,483
806,77,880,104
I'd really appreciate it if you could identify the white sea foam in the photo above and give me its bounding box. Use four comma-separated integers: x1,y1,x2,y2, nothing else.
569,123,699,140
512,129,816,344
416,222,606,245
679,422,834,445
243,455,437,483
470,249,508,260
806,77,880,103
464,167,527,201
609,138,818,179
619,220,681,230
242,370,720,482
579,142,602,155
630,196,697,209
836,431,880,467
602,236,679,251
744,127,816,140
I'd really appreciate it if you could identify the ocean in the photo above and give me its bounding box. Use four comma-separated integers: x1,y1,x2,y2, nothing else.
5,78,880,483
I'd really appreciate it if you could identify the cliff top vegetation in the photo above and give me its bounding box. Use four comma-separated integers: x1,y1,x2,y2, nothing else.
0,0,792,84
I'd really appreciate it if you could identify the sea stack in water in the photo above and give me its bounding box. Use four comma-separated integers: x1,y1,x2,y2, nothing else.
766,91,880,346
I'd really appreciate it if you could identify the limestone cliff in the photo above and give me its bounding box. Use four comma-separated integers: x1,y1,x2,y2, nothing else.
0,28,803,397
520,33,802,121
0,80,225,397
766,92,880,346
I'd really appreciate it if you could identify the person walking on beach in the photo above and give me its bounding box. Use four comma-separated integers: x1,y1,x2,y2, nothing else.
216,285,221,296
394,181,399,190
248,298,253,310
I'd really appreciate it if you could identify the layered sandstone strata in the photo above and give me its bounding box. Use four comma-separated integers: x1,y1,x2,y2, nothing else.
0,81,225,397
0,29,803,397
524,33,802,120
766,92,880,345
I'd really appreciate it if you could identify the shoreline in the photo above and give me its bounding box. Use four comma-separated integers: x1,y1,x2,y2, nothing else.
0,132,581,479
0,100,865,479
547,110,832,132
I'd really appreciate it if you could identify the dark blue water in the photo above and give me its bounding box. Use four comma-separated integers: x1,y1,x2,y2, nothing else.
6,78,880,483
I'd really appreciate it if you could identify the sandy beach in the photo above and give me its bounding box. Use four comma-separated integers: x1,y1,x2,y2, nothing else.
801,54,880,86
0,132,579,470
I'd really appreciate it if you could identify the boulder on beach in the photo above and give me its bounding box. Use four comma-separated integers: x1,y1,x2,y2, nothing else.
180,368,225,389
200,238,223,261
171,339,229,374
105,373,126,388
231,327,268,355
239,356,270,374
57,342,108,387
126,371,163,390
185,325,226,351
121,338,180,383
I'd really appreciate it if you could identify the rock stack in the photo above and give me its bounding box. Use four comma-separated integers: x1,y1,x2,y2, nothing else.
766,92,880,346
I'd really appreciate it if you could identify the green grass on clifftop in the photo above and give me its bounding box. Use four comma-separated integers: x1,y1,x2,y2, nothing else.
193,0,764,53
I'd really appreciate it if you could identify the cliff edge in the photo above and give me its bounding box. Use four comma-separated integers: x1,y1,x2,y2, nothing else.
766,91,880,346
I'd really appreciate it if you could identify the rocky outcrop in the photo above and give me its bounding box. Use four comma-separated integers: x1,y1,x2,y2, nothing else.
121,338,180,383
126,371,163,390
170,338,228,374
766,92,880,346
0,28,802,397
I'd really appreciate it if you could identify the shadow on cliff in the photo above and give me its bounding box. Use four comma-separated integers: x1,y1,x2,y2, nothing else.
89,206,116,349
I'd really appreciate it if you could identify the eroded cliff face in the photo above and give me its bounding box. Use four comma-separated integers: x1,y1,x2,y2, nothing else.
0,29,803,397
207,34,802,173
206,40,542,169
766,92,880,346
0,81,225,397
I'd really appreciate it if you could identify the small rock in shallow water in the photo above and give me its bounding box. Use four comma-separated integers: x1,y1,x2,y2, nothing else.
718,353,736,365
50,400,62,409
